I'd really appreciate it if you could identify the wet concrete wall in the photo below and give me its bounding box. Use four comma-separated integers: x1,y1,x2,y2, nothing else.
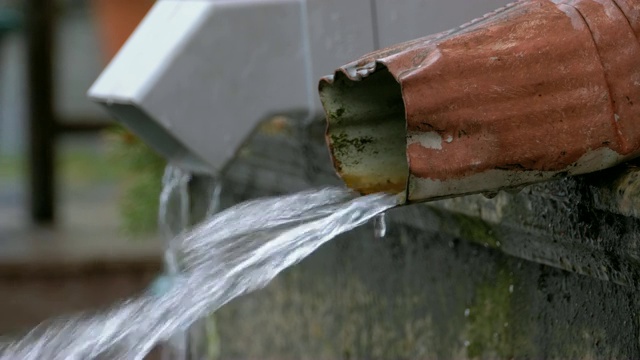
190,114,640,359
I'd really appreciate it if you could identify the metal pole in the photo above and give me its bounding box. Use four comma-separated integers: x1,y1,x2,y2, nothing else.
25,0,55,223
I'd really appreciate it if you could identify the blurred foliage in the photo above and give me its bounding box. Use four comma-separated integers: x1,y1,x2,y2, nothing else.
105,125,165,235
0,144,118,183
59,147,119,185
0,154,22,179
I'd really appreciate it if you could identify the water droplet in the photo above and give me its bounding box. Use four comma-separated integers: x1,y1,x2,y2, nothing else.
509,284,514,293
504,322,509,328
373,212,387,239
464,340,471,347
496,240,502,247
464,308,470,317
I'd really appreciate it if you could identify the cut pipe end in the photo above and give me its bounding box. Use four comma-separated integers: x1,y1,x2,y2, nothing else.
320,0,640,204
93,100,213,174
319,64,409,200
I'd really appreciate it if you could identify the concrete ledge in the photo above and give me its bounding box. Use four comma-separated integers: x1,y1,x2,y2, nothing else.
222,114,640,288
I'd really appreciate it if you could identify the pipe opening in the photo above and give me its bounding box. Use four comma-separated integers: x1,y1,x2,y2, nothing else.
102,102,212,174
320,65,409,199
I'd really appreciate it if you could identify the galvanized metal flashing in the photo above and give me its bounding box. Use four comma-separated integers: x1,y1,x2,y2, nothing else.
89,0,376,174
321,0,640,203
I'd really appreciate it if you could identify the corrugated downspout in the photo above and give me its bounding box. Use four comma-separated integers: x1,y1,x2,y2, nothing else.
320,0,640,204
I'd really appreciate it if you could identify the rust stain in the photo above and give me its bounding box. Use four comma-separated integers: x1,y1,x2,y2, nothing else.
325,132,407,194
322,0,640,192
569,0,640,153
340,174,407,195
397,0,629,181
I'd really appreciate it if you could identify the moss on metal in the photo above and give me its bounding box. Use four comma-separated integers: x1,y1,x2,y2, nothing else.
330,133,376,158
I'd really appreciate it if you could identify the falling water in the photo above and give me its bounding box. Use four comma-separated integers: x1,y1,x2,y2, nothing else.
158,166,192,360
373,212,387,239
0,187,397,360
159,165,192,274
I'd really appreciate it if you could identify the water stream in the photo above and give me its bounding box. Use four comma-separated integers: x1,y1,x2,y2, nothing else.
0,186,397,360
158,166,192,360
159,165,192,275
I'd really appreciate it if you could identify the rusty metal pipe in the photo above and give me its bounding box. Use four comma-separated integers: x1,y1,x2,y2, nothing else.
320,0,640,204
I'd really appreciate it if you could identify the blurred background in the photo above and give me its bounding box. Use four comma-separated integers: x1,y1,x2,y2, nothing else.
0,0,163,341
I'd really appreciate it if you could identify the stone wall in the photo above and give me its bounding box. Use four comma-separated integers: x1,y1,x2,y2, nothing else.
191,114,640,359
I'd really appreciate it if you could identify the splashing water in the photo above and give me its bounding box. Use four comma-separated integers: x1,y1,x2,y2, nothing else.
0,187,397,360
373,212,387,239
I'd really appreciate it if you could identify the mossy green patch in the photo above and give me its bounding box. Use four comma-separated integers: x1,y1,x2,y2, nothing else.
429,206,501,248
453,212,500,248
466,268,515,358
